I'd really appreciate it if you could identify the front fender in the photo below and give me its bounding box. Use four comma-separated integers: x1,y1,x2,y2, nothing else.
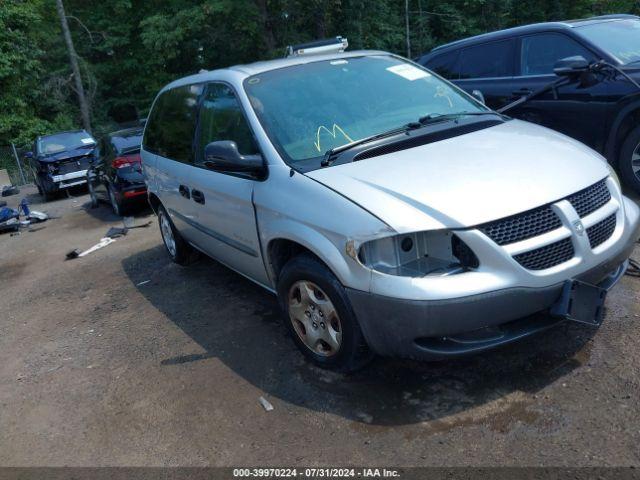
259,217,372,292
604,96,640,163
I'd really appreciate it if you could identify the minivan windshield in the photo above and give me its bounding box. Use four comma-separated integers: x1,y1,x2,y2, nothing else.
244,55,488,164
575,19,640,65
38,131,96,155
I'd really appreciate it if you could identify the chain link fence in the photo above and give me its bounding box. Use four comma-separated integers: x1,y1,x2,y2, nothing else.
0,144,35,187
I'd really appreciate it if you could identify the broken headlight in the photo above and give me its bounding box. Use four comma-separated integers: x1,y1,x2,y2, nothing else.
357,231,478,277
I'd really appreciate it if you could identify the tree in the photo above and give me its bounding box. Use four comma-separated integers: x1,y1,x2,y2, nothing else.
55,0,91,133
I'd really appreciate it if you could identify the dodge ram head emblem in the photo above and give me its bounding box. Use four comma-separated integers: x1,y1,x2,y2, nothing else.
573,220,585,236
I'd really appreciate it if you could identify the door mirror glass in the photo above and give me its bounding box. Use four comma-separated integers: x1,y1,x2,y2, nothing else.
471,89,486,105
554,55,590,77
204,141,264,175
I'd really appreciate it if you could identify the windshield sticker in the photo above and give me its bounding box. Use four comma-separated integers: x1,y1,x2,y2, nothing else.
314,124,354,152
386,64,430,81
80,138,94,144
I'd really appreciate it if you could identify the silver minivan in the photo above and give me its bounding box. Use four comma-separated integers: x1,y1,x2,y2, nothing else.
142,43,640,371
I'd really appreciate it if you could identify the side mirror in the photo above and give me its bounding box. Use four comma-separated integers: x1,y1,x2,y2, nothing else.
203,141,264,175
24,151,33,159
471,89,486,105
554,56,590,77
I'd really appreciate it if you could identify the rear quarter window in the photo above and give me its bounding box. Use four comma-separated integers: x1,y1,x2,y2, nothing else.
424,51,461,79
143,83,204,163
458,39,516,79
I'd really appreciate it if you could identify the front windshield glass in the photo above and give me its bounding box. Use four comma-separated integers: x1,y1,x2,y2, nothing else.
244,55,488,163
575,19,640,65
38,131,96,155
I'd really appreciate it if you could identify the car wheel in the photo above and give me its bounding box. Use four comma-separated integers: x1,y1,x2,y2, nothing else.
108,184,123,216
42,188,54,202
277,253,373,372
157,205,198,266
87,179,99,209
619,125,640,194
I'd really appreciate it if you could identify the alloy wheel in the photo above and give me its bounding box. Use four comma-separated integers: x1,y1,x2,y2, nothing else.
160,211,177,258
632,142,640,181
287,280,342,357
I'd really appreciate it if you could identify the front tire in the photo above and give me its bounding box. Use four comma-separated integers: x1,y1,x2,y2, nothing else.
88,179,99,209
277,254,373,372
157,205,197,266
619,125,640,194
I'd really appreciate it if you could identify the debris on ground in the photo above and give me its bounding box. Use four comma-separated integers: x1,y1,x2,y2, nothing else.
19,199,49,222
106,218,152,239
66,249,81,259
66,237,116,260
0,199,50,235
123,216,152,230
1,185,20,197
0,207,20,234
106,227,128,238
136,280,151,286
259,396,274,412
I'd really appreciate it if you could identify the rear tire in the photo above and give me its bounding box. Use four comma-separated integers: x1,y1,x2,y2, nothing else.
619,125,640,194
108,184,123,216
277,253,373,372
157,205,198,266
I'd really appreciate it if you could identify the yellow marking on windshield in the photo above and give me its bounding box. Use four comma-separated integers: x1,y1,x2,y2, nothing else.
314,124,354,152
434,86,453,108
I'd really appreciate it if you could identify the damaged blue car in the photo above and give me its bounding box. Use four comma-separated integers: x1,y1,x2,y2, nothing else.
26,130,97,200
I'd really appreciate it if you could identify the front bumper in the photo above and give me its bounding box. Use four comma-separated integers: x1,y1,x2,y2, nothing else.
347,194,640,360
45,170,88,190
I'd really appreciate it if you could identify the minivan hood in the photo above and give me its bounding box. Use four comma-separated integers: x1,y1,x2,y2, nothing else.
307,120,610,233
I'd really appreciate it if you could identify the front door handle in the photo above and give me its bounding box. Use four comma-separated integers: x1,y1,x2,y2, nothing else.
512,88,533,97
179,184,190,199
192,189,205,205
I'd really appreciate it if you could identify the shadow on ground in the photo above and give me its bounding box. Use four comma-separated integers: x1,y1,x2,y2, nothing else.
122,245,597,427
82,199,153,222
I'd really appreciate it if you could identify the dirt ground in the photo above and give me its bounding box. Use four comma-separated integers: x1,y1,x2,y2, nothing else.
1,184,639,467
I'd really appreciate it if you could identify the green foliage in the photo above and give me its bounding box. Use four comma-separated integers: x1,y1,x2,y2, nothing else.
0,0,638,146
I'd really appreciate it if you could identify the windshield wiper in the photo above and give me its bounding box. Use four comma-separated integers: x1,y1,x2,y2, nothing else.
418,111,500,124
320,123,422,167
320,111,501,167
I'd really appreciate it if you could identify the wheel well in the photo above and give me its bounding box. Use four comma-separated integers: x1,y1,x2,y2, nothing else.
147,192,161,213
267,239,320,281
612,109,640,165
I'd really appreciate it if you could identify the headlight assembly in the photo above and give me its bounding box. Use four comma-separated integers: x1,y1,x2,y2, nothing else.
356,230,479,277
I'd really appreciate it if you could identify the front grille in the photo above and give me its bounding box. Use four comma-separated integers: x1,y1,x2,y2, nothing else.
480,179,611,248
480,206,562,246
587,214,616,249
513,237,575,270
567,179,610,218
56,157,91,175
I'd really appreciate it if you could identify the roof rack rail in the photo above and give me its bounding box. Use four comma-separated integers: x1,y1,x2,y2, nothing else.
285,36,348,58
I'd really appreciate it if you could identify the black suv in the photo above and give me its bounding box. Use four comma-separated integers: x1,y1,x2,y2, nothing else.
417,14,640,193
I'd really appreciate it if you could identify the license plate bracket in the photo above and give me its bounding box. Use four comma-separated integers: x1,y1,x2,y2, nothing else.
551,279,607,326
